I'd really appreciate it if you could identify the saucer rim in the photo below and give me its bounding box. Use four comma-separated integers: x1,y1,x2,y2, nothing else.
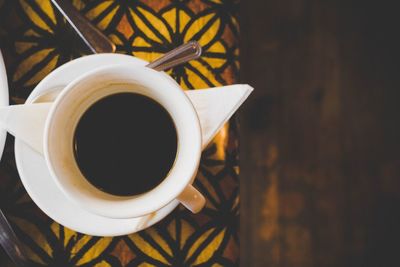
0,50,9,160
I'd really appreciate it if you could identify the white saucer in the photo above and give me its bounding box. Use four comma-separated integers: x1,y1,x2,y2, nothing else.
15,54,179,236
0,50,9,159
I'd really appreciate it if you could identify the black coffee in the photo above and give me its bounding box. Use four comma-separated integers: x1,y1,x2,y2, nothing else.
73,92,178,196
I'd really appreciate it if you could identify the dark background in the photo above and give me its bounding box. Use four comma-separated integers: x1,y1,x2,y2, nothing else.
240,0,400,266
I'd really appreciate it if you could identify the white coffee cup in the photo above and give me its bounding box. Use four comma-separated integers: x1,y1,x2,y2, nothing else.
0,62,253,220
44,64,206,219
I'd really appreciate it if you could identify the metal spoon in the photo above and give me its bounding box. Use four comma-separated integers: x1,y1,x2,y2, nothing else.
0,210,30,266
146,41,202,71
50,0,202,71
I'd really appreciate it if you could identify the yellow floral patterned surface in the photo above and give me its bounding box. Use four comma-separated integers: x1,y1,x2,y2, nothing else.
0,0,239,266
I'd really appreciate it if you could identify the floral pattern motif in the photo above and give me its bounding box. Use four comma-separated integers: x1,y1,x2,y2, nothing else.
0,0,239,265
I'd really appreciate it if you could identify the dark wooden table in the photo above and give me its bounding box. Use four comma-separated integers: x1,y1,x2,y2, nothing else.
240,0,400,266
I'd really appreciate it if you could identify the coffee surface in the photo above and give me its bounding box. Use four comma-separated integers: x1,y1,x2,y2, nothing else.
73,92,177,196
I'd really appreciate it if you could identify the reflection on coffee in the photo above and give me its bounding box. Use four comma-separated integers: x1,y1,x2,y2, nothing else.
73,92,178,196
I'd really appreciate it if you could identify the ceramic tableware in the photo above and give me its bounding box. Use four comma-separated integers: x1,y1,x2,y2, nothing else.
0,54,253,235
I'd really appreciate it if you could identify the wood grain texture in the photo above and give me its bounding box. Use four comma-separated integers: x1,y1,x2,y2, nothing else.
240,0,400,266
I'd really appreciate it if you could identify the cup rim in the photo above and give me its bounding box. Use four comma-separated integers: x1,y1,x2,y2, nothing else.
43,64,202,218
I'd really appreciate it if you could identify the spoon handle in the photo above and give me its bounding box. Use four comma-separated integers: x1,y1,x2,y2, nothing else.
0,210,30,266
51,0,201,70
146,41,202,71
51,0,116,54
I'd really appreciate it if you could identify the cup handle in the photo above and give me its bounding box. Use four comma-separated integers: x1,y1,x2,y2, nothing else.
177,185,206,213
